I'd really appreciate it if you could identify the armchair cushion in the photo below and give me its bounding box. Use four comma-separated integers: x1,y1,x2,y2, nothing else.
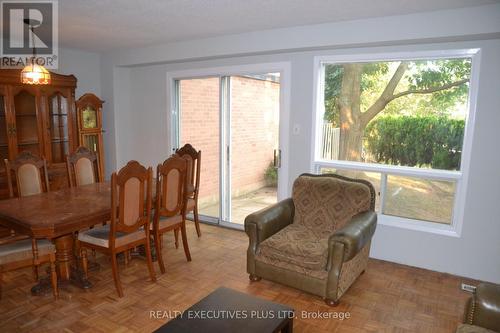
257,223,329,272
292,175,373,236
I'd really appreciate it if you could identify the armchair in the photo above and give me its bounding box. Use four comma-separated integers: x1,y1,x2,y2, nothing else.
457,282,500,333
245,173,377,306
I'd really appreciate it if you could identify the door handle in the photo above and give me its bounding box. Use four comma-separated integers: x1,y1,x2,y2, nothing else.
273,149,281,168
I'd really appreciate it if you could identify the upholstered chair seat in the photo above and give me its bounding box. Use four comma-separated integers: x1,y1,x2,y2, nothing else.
257,223,330,274
78,225,145,248
150,215,183,231
0,239,54,265
245,173,377,306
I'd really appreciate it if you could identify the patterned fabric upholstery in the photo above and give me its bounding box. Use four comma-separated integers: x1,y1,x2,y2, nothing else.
456,324,497,333
292,175,372,236
257,223,329,271
0,239,54,265
255,175,372,282
337,241,371,298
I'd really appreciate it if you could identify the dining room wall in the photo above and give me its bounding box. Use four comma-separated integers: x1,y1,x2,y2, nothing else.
99,4,500,283
55,46,101,98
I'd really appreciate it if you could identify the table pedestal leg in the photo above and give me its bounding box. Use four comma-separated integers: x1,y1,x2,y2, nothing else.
31,234,92,295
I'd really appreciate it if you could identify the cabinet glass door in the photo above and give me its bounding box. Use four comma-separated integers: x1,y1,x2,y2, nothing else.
48,93,69,163
14,90,40,156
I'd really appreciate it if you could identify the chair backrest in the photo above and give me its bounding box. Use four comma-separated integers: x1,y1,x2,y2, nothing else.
154,155,188,223
292,173,375,234
66,146,101,187
4,151,50,198
110,161,152,238
175,144,201,199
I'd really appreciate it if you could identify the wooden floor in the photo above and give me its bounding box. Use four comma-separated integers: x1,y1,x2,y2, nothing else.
0,223,475,332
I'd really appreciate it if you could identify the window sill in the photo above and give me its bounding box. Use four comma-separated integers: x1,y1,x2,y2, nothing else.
377,214,461,238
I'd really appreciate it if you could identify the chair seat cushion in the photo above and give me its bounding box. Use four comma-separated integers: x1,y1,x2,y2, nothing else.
150,215,182,230
256,223,330,272
456,324,497,333
0,239,54,265
78,224,146,248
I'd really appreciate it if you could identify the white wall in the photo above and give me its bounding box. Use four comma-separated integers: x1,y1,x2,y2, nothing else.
100,4,500,283
55,47,101,98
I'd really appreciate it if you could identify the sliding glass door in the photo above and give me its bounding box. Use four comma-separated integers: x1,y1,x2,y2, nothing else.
173,73,282,228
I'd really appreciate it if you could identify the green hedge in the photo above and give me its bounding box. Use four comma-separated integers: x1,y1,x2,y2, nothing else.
364,116,464,170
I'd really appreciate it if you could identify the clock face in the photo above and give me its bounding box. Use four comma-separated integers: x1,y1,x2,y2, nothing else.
82,106,97,129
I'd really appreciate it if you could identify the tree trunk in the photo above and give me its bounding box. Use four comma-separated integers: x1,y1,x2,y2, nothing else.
338,64,363,161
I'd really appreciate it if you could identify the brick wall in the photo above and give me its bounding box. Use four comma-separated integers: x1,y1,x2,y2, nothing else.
180,76,279,205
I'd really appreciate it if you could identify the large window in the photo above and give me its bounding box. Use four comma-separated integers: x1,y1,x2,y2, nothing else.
313,50,479,235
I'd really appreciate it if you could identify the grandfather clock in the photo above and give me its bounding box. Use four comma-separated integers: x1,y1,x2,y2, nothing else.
76,93,105,180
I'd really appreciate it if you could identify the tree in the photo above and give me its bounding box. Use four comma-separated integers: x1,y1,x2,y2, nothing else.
324,59,471,161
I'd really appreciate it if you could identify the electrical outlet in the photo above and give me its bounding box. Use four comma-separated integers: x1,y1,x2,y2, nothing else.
461,283,476,293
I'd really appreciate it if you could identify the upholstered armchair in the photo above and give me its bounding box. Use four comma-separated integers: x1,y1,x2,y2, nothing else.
245,173,377,306
457,282,500,333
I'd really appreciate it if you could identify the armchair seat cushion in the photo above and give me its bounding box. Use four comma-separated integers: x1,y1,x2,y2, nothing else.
78,224,146,248
256,223,330,272
456,324,497,333
0,239,54,265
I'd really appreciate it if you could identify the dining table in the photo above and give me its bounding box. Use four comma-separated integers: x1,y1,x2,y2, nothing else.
0,182,116,294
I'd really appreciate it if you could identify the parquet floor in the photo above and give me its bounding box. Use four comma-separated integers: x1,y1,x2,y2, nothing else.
0,223,476,332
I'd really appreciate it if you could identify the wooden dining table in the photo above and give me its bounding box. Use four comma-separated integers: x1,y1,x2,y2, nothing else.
0,182,115,293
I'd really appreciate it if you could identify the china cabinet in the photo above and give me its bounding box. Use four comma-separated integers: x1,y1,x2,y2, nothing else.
0,69,103,199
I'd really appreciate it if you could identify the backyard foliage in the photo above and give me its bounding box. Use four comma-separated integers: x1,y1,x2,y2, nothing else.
365,116,464,170
324,58,471,162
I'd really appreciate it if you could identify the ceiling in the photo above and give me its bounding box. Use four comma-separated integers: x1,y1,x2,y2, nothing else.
59,0,498,52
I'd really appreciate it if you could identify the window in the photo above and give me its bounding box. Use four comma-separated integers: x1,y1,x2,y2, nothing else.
312,49,479,235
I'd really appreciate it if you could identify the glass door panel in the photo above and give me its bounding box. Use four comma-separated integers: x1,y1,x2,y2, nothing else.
48,93,69,163
14,90,40,156
228,74,280,225
178,77,221,220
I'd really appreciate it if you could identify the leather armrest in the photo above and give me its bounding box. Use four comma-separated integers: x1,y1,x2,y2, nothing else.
328,211,377,262
464,282,500,332
244,198,294,248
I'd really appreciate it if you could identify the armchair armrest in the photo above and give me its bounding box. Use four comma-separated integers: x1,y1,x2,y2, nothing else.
328,211,377,262
464,282,500,331
244,198,294,246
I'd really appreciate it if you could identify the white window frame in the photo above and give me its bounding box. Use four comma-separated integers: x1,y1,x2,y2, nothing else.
311,48,481,237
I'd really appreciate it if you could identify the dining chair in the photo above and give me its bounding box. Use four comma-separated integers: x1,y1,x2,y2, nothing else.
3,151,55,288
175,144,201,238
66,146,105,261
0,234,58,300
77,161,156,297
66,146,101,187
152,155,192,274
4,150,50,198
